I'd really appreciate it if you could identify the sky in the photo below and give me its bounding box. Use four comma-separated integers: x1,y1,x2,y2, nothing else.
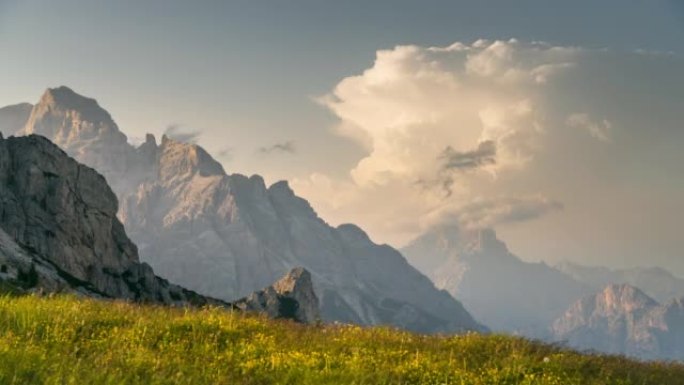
1,0,684,274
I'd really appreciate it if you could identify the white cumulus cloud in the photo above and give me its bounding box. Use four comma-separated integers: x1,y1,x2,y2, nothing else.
293,39,684,260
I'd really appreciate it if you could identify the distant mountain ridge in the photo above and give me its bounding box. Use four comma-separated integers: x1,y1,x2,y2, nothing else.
0,86,485,333
556,261,684,303
401,222,684,360
401,224,590,336
552,284,684,360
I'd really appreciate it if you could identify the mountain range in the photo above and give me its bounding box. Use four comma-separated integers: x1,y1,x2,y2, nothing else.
0,86,484,333
0,132,320,322
2,86,683,359
552,284,684,360
556,261,684,304
401,224,590,337
401,223,684,360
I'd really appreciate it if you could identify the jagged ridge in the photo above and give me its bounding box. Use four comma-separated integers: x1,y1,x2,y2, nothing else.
1,86,485,333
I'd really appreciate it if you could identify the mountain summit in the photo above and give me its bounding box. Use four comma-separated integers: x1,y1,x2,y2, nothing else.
0,87,485,333
402,224,588,335
552,284,684,360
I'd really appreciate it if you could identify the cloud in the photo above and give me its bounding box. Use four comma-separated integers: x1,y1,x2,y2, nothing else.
427,196,564,230
440,140,497,171
216,147,233,161
566,113,612,142
292,38,684,255
163,124,202,144
258,141,296,155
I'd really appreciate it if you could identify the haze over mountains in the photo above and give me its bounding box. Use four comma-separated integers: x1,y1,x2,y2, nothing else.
0,86,483,334
401,224,590,337
552,284,684,360
556,262,684,304
401,223,684,360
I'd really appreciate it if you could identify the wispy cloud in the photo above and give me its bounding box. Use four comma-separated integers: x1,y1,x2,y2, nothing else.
438,196,564,230
258,141,296,155
216,147,233,161
163,124,202,144
440,140,497,171
566,113,612,142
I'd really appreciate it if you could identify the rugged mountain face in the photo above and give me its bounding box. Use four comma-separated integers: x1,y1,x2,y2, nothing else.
233,267,320,323
402,224,589,336
0,103,32,137
0,133,320,322
2,86,485,333
18,87,140,195
552,284,684,360
0,134,220,305
556,261,684,304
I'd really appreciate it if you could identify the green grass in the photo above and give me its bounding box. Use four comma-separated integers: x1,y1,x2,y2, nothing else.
0,295,682,384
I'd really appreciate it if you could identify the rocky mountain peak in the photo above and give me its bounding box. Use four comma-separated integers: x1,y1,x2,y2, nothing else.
268,180,294,196
157,135,225,179
551,283,684,360
26,87,122,138
402,223,589,335
144,133,157,146
336,224,372,245
597,284,658,314
233,267,320,323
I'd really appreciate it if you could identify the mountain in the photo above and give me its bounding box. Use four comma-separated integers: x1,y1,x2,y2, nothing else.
0,133,319,322
1,86,485,333
556,261,684,304
552,284,684,360
402,224,589,336
0,133,218,304
0,103,32,137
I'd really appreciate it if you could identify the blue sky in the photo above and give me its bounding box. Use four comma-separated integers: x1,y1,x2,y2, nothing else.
1,1,684,273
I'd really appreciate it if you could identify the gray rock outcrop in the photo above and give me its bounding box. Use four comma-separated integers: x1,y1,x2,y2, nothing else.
233,267,320,323
0,133,319,323
0,134,222,305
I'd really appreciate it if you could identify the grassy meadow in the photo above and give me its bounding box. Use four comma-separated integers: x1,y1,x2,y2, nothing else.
0,294,682,385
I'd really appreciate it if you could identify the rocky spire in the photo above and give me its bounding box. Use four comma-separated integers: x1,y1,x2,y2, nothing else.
232,267,320,323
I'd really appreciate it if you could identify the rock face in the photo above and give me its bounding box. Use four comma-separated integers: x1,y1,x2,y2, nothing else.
0,134,221,306
552,284,684,360
0,103,32,138
2,86,485,333
0,133,319,323
233,267,320,323
556,261,684,304
402,224,589,336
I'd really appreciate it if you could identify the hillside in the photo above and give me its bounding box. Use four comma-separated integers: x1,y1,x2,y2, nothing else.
0,294,682,385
